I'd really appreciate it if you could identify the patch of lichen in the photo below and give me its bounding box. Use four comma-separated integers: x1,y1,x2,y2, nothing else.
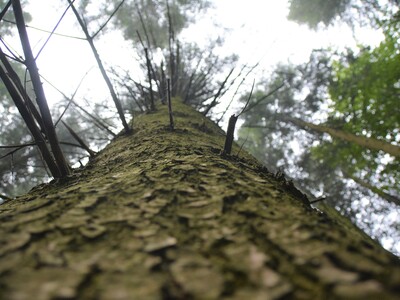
0,98,400,299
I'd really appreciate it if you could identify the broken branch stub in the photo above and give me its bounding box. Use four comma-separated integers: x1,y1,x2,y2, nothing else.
167,78,174,130
145,48,155,111
222,114,238,155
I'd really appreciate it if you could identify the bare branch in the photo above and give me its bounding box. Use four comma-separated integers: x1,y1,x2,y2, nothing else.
67,0,131,134
62,121,96,157
202,67,235,116
92,0,125,39
13,0,70,177
0,63,60,177
0,1,11,22
0,193,12,201
35,0,76,60
135,4,152,50
167,78,174,130
1,19,86,40
238,79,255,117
52,69,92,126
242,83,285,114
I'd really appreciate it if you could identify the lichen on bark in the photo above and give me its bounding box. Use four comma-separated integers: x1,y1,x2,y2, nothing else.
0,99,399,299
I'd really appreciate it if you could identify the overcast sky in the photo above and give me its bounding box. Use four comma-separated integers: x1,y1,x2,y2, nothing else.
11,0,383,110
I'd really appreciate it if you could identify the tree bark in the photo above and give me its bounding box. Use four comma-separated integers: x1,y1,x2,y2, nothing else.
282,116,400,157
0,100,399,299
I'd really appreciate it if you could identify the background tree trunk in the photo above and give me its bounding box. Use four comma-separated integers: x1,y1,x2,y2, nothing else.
282,116,400,157
0,100,399,299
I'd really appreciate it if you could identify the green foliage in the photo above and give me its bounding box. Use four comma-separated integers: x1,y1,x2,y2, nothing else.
0,0,32,35
238,1,400,253
238,42,400,252
288,0,350,28
288,0,399,28
330,42,400,142
107,0,211,48
312,29,400,197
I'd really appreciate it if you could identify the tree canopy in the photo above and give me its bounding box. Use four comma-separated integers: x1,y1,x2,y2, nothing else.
239,1,400,253
288,0,400,28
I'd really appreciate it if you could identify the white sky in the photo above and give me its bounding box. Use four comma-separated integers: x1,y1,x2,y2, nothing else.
7,0,383,110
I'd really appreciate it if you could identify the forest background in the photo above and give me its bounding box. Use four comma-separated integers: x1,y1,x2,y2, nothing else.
0,0,399,254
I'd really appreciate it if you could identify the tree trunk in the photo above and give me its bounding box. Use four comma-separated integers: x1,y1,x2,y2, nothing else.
0,100,399,299
283,116,400,157
341,170,400,206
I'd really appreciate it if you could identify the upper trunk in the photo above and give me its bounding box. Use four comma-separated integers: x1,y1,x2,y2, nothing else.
0,100,399,299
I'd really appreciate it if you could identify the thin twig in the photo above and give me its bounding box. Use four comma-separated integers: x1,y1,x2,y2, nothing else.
0,37,24,62
236,130,249,157
202,67,235,116
241,82,285,114
135,3,152,49
222,80,255,156
217,63,256,124
53,68,92,126
71,101,117,137
62,121,96,157
92,0,125,39
67,0,130,133
0,143,35,160
238,79,255,117
35,0,76,60
310,197,327,204
218,61,260,123
42,76,117,137
0,143,36,149
1,19,86,40
0,193,12,201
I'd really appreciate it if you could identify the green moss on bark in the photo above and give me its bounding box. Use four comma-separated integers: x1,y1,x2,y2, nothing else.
0,99,399,299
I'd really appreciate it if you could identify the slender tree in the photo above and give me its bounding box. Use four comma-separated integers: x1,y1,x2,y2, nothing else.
280,115,400,158
67,0,131,133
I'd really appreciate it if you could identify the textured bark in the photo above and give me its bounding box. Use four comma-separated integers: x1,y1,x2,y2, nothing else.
0,100,399,299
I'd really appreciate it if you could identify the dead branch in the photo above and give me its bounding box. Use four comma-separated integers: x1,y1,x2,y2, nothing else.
62,121,96,157
92,0,125,39
35,0,76,60
0,1,11,22
0,47,45,132
0,64,60,177
222,114,238,155
67,0,131,134
13,0,70,177
241,83,285,114
202,67,235,116
221,81,255,156
144,48,155,111
167,78,174,130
